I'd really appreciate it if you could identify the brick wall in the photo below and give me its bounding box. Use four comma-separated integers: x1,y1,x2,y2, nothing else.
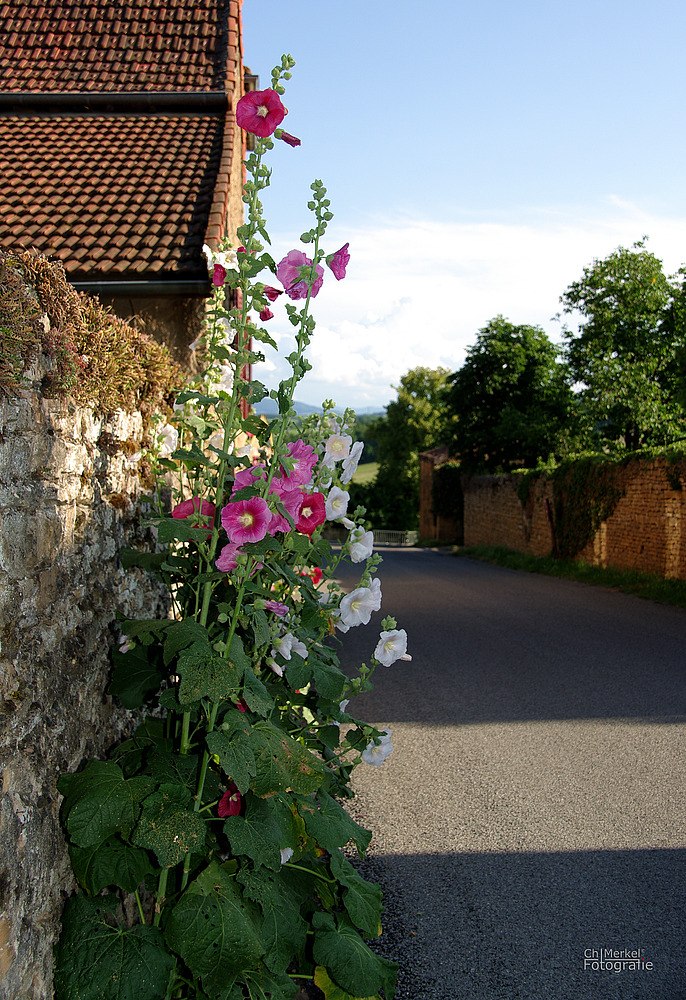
461,456,686,579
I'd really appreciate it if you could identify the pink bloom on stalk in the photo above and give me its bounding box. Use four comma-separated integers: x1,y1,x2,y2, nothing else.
213,263,227,286
235,698,249,712
275,128,301,147
281,439,318,488
172,497,216,531
296,492,326,535
221,496,271,545
217,782,242,818
216,542,241,573
268,478,304,534
264,286,283,302
265,600,289,618
259,307,274,321
235,88,286,138
232,464,267,494
277,250,324,300
327,243,350,281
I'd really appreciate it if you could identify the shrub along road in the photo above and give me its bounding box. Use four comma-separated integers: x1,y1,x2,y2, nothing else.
336,548,686,1000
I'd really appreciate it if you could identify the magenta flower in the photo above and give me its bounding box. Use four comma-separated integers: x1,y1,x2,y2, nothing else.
235,89,286,138
277,250,324,300
275,128,301,147
221,496,271,545
268,478,305,534
172,497,216,532
296,492,326,535
327,243,350,281
216,542,241,572
213,263,227,286
217,782,242,818
281,439,318,488
265,600,289,618
259,307,274,322
232,464,266,494
264,286,283,302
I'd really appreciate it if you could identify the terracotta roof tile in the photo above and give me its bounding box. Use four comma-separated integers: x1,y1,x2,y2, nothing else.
0,114,229,280
0,0,240,93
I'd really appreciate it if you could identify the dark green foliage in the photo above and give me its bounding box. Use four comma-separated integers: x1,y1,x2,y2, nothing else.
431,460,464,521
550,455,625,558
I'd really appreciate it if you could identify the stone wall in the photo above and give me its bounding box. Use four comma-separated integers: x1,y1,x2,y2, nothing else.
0,358,167,1000
462,456,686,579
418,448,462,544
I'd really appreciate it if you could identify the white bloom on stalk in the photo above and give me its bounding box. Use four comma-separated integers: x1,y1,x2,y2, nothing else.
202,243,239,272
157,423,178,457
208,363,234,395
322,433,352,468
374,629,408,667
362,729,393,767
272,632,307,662
266,656,283,677
338,580,382,628
341,440,364,484
348,527,374,563
325,486,349,521
280,848,294,864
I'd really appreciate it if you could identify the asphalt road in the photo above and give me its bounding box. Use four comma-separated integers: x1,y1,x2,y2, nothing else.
335,548,686,1000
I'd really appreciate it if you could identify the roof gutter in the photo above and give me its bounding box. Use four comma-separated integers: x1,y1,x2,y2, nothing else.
0,92,229,114
70,280,211,297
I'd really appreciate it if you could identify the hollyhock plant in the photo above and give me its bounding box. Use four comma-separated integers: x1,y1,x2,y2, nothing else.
296,492,326,535
341,439,364,484
221,496,271,545
172,497,216,525
325,485,350,520
348,527,374,563
275,128,301,147
259,306,273,321
213,263,227,287
374,629,409,667
264,285,283,302
282,439,318,487
217,782,242,817
235,87,286,137
362,730,393,767
264,600,289,618
338,583,381,628
326,242,350,280
277,249,324,300
215,542,241,573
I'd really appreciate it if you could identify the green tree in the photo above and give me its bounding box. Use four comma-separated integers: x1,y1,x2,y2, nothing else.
350,367,451,530
447,316,576,472
560,241,686,451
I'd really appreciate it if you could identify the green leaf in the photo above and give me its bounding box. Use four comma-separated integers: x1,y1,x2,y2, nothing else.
109,648,162,709
157,518,211,543
177,642,244,704
295,791,371,857
259,890,308,975
54,894,175,1000
228,633,252,671
250,607,271,646
329,852,383,939
251,721,328,798
60,762,154,848
133,784,207,868
223,796,282,871
207,714,257,793
165,861,263,990
241,668,274,716
314,965,376,1000
148,749,200,791
312,913,397,1000
119,548,166,572
69,836,156,895
238,967,298,999
163,620,210,666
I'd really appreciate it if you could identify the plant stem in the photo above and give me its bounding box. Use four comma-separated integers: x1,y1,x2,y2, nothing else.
154,868,168,927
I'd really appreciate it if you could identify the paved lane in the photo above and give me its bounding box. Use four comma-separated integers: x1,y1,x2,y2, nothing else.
336,549,686,1000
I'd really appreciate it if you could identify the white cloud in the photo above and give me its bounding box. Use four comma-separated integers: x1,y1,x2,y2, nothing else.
252,201,686,411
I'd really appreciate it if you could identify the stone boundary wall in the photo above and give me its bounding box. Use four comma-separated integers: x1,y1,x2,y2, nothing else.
0,358,167,1000
419,448,462,543
462,456,686,579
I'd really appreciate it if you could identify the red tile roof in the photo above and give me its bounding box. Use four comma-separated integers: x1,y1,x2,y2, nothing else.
0,0,238,93
0,0,244,285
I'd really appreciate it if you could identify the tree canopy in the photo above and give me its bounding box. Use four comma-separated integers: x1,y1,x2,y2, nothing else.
446,316,575,472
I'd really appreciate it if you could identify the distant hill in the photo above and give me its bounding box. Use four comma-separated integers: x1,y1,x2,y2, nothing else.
253,399,384,417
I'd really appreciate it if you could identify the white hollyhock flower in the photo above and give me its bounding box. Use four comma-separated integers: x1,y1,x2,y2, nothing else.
341,440,364,484
325,486,350,521
324,433,352,464
272,633,307,661
157,423,178,457
338,583,380,628
207,363,234,395
369,577,382,610
362,729,393,766
280,848,294,864
202,243,239,272
374,629,408,667
348,527,374,563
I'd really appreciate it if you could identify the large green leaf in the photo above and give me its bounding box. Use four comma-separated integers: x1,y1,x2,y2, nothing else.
177,642,244,704
207,714,257,794
60,761,154,848
259,891,308,975
238,967,298,1000
69,836,156,895
165,861,263,991
54,894,175,1000
329,852,383,939
295,791,371,857
241,668,274,716
109,647,162,708
312,913,397,1000
314,965,376,1000
223,796,282,871
133,784,207,868
251,721,327,798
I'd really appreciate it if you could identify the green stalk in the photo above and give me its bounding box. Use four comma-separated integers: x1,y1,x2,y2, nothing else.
154,868,168,927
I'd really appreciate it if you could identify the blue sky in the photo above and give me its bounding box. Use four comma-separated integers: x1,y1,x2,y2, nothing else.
242,0,686,410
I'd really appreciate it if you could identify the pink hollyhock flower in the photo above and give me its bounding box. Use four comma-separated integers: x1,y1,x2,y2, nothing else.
172,497,216,525
268,478,304,534
217,782,242,818
234,698,249,712
275,128,301,147
326,243,350,281
221,496,271,545
216,542,241,573
235,88,286,138
213,263,227,286
232,464,267,494
264,286,283,302
281,439,318,488
259,307,273,321
296,492,326,535
265,600,289,618
277,250,324,300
